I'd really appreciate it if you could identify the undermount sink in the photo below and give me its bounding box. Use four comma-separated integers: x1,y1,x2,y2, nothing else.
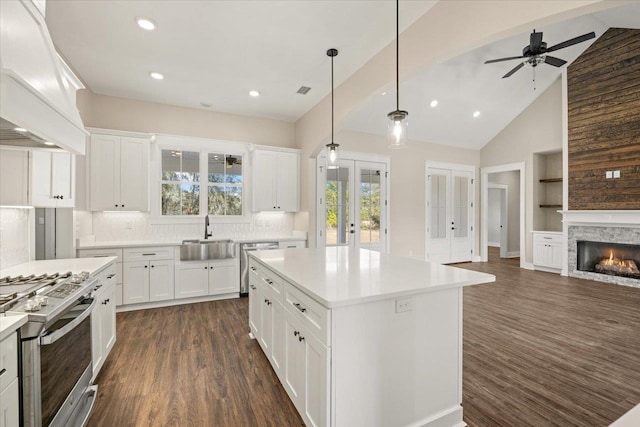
180,239,236,261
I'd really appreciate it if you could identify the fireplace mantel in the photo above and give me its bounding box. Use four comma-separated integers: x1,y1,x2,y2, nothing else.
561,210,640,226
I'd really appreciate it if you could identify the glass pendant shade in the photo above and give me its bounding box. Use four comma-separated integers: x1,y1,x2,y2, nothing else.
326,142,339,169
387,110,408,149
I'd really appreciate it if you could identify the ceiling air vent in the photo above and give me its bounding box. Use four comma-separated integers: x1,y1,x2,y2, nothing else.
296,86,311,95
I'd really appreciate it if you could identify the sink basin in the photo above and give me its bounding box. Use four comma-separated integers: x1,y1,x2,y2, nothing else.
180,239,236,261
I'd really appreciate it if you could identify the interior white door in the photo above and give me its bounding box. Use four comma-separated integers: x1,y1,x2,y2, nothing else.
426,166,474,264
499,189,508,258
322,158,388,252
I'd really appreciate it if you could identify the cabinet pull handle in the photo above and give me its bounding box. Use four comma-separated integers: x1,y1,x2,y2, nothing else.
250,285,256,290
151,265,155,268
293,302,306,313
122,205,125,208
144,265,148,268
0,368,7,376
294,331,299,337
205,266,208,270
298,335,305,342
60,195,64,200
107,274,115,279
115,204,119,207
142,253,156,256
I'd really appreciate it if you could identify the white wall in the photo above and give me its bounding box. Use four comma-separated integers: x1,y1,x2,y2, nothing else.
481,79,563,264
489,170,521,255
488,189,501,246
0,208,31,269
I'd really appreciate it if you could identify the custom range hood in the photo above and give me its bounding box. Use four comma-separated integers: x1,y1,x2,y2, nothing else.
0,0,87,154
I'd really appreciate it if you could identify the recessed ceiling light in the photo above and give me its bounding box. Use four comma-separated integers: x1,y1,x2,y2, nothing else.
13,127,27,132
150,72,164,80
249,90,260,97
44,142,55,146
136,18,156,31
473,111,481,118
430,100,438,108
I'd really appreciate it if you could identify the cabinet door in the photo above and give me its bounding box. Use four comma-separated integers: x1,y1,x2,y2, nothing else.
101,284,117,360
249,279,261,339
122,261,150,304
209,262,239,295
149,260,175,301
276,152,299,212
304,331,329,427
119,137,149,211
252,150,277,211
283,314,305,411
0,149,29,206
90,134,120,211
175,263,209,299
549,243,563,270
51,152,74,207
270,300,285,378
533,241,548,266
91,297,104,376
0,378,19,427
30,150,54,207
259,297,272,355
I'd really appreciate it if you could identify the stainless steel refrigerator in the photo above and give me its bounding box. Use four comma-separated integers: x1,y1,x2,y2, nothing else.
35,208,74,260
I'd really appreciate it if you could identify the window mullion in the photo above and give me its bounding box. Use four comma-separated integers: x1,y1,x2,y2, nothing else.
200,150,208,216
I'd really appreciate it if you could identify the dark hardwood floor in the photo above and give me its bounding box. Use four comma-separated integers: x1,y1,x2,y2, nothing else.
87,252,640,426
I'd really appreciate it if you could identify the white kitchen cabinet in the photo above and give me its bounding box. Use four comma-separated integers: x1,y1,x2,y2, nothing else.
30,150,75,208
91,264,117,379
0,378,19,427
122,247,175,305
90,133,149,211
77,248,124,306
122,261,150,304
533,232,563,272
248,274,261,339
176,259,239,299
252,148,299,212
0,148,29,206
150,259,175,301
279,240,306,249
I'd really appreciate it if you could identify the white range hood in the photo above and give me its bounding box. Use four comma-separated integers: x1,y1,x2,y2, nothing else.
0,0,87,155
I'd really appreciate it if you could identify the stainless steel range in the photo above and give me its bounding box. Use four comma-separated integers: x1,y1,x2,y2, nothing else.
1,271,99,427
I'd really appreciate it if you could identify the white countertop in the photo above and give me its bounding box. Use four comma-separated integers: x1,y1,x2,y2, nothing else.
0,314,28,341
531,230,563,234
0,257,117,278
77,235,306,250
250,247,495,308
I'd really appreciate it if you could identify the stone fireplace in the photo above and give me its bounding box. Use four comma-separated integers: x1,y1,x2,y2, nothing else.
565,211,640,288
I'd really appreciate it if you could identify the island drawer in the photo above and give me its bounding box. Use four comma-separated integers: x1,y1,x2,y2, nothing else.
261,268,284,303
248,260,260,282
283,282,330,346
0,331,18,393
78,248,123,263
124,246,175,262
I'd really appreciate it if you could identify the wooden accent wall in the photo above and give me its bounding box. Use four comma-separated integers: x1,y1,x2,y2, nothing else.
568,28,640,210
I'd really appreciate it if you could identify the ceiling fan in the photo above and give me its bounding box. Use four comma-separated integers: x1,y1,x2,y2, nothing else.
485,29,596,79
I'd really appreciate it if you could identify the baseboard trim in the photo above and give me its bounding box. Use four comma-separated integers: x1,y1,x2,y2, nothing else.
507,251,520,258
116,292,240,313
488,242,500,247
472,256,482,262
523,262,534,270
533,265,562,274
412,405,463,427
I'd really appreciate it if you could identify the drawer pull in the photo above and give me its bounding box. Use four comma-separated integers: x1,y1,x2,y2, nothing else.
293,302,307,313
250,266,257,272
250,285,256,290
265,279,273,285
0,368,6,376
294,331,299,337
142,253,156,256
107,274,115,279
298,335,305,343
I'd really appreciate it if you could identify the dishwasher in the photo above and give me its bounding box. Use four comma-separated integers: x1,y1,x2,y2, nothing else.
240,242,279,296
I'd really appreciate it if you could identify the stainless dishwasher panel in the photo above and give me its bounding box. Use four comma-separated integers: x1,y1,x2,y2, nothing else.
240,242,279,296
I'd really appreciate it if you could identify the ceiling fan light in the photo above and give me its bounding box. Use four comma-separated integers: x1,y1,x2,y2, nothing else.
387,110,408,149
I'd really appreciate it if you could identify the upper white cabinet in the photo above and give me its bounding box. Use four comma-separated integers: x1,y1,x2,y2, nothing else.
0,148,29,206
90,132,150,211
252,148,299,212
31,150,75,208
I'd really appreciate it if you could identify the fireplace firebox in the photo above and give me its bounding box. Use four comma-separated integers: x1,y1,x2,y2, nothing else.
577,241,640,280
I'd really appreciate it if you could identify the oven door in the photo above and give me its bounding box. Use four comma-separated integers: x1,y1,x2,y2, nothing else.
39,297,96,427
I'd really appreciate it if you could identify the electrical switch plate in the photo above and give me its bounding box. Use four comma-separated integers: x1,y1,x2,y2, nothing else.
613,170,620,178
125,221,133,230
606,171,613,179
396,297,414,313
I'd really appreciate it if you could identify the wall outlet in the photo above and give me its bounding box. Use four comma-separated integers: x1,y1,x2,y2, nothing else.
613,170,620,178
606,171,613,179
396,297,414,313
125,221,133,230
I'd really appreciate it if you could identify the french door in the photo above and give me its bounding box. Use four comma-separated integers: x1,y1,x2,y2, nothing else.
318,158,388,252
426,166,474,264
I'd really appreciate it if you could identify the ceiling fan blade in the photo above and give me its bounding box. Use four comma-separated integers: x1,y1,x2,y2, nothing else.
544,55,567,67
502,62,525,78
485,55,526,64
530,31,543,53
546,32,596,52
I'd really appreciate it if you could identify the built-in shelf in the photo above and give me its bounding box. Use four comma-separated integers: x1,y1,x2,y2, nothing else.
539,178,563,183
540,204,563,208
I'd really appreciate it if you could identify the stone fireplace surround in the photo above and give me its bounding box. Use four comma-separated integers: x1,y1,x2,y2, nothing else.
564,211,640,288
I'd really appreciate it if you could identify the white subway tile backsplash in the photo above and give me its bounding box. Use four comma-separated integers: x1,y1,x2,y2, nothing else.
0,208,31,269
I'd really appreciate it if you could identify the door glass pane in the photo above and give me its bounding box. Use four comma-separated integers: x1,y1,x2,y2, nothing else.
326,167,350,246
453,176,468,238
359,169,381,246
430,175,447,239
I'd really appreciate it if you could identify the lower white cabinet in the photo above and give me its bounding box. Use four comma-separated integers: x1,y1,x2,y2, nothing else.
150,260,175,301
0,378,19,427
123,259,175,304
533,232,563,272
175,259,239,300
91,265,117,379
0,331,19,427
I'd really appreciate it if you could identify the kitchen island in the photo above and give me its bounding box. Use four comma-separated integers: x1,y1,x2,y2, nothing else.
248,247,495,427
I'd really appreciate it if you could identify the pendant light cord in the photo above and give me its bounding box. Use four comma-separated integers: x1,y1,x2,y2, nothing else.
331,54,334,143
396,0,399,111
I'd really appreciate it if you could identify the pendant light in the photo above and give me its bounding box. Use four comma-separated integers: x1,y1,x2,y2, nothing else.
387,0,408,149
326,48,339,169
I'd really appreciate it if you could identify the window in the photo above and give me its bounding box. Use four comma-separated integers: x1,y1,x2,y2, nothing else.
160,149,244,217
161,150,200,215
208,154,243,216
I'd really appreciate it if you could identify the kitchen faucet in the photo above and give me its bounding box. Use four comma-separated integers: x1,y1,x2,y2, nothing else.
204,214,212,240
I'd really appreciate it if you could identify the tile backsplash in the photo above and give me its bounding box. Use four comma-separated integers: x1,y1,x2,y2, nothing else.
0,208,31,269
79,211,296,243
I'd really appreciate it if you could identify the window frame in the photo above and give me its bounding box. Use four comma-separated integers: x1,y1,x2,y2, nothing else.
152,134,252,224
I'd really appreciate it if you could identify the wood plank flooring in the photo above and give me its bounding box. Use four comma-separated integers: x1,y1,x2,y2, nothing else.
87,254,640,426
